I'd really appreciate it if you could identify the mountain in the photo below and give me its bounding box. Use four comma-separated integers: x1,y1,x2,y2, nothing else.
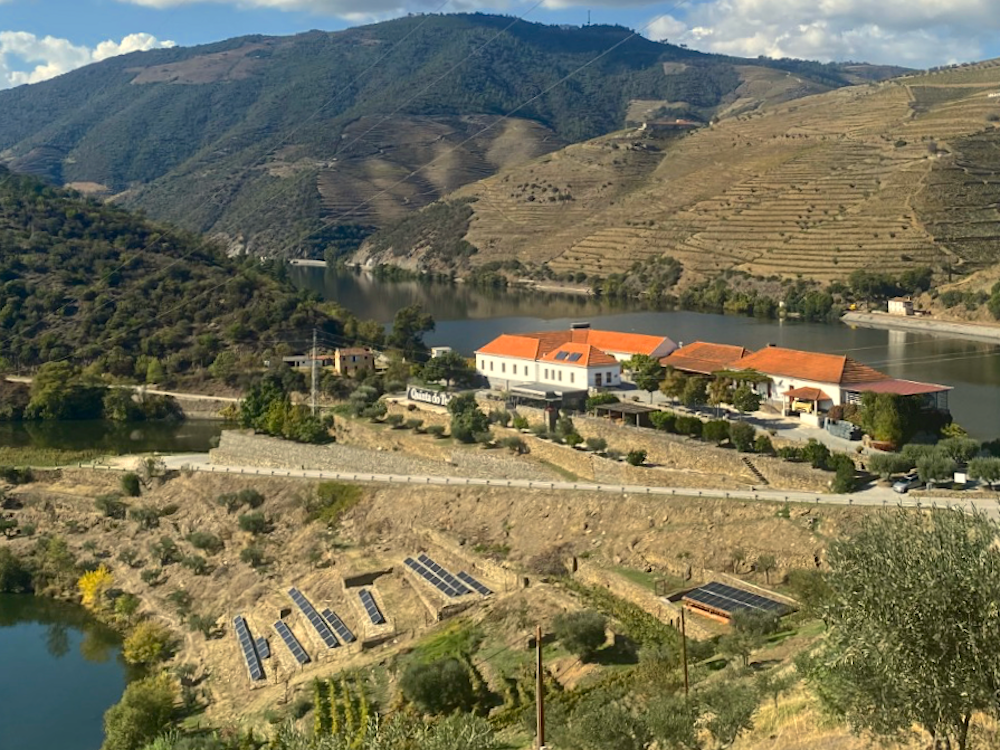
0,14,896,258
0,166,338,379
355,58,1000,287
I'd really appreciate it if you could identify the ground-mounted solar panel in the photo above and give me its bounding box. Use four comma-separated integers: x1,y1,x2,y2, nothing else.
359,588,385,625
233,615,264,681
322,609,356,643
457,571,493,597
256,636,270,659
405,557,460,597
273,620,310,665
683,582,790,617
288,587,340,649
417,554,472,596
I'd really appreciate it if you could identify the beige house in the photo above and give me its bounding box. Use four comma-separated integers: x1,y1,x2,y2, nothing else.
334,347,374,376
888,297,914,316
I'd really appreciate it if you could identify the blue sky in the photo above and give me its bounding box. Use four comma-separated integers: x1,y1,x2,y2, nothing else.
2,0,999,89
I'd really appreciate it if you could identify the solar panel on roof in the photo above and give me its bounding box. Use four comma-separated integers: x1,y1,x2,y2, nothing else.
683,582,790,617
273,621,310,664
554,351,568,360
322,609,355,643
288,587,340,649
457,571,493,597
359,588,385,625
233,615,265,681
567,352,582,362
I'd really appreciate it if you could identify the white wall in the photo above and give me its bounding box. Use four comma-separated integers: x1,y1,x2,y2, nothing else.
476,353,620,390
752,375,843,409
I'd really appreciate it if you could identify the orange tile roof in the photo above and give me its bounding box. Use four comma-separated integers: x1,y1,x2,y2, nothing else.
571,329,672,356
478,328,671,362
784,386,831,402
736,347,886,385
661,342,749,375
475,334,544,360
539,343,619,368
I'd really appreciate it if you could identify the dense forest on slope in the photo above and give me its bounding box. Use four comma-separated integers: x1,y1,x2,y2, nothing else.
0,167,337,381
0,14,893,257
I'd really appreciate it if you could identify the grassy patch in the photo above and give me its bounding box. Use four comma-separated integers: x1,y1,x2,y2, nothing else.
0,446,109,466
612,566,688,594
537,460,580,483
303,482,364,527
404,621,484,666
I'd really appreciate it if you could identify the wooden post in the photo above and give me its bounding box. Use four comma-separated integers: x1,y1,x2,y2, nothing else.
681,606,689,698
536,624,546,749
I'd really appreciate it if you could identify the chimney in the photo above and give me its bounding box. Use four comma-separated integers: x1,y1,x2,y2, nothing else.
767,343,776,347
571,322,591,330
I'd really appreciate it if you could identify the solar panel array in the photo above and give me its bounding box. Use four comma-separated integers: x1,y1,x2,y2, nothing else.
358,589,385,625
405,557,463,597
289,587,339,649
684,581,790,617
322,609,356,643
457,571,493,597
554,351,568,360
273,620,310,664
418,554,471,596
567,352,582,362
256,636,270,659
233,616,264,681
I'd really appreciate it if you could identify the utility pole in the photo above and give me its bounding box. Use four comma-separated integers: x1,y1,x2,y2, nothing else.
536,624,546,749
311,328,318,417
681,607,689,698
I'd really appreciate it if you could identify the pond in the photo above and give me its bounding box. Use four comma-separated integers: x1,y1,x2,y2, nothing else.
291,266,1000,440
0,419,226,455
0,594,134,750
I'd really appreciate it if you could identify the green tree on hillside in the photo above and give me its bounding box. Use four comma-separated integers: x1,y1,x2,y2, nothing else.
422,351,476,388
388,305,435,360
24,363,104,420
624,355,664,403
805,510,1000,750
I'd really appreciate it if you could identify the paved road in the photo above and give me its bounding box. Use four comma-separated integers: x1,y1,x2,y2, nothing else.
85,453,997,518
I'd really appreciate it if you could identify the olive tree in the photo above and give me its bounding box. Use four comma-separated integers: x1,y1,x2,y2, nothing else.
804,509,1000,750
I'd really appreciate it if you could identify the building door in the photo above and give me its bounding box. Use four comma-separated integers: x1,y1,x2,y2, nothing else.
595,372,603,387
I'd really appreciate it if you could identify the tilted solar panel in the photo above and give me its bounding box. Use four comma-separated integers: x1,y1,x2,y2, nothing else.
256,636,270,659
417,555,472,596
233,615,264,681
288,587,339,648
457,571,493,596
273,621,310,665
322,609,356,643
684,582,790,616
359,588,385,625
405,557,459,597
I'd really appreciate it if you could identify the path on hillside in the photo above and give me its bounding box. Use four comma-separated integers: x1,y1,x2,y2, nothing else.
84,453,997,518
3,376,238,403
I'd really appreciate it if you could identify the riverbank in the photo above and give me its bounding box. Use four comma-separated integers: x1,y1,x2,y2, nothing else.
842,311,1000,344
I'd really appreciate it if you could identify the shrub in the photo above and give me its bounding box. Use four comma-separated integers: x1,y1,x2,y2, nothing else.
120,473,141,497
585,437,607,452
565,433,583,447
650,411,677,432
240,545,266,568
488,409,512,426
237,489,265,509
802,439,831,469
828,454,857,493
149,537,180,566
404,418,424,431
703,420,729,444
867,452,913,480
140,568,164,586
916,453,956,484
399,658,476,715
499,436,528,455
187,613,219,639
238,512,270,535
186,531,223,555
530,423,549,437
512,415,529,430
101,674,176,750
553,610,607,662
123,620,173,666
969,457,1000,488
777,446,803,461
181,555,210,576
426,424,446,438
129,506,160,529
95,493,128,519
753,435,775,455
385,413,405,428
676,416,703,438
606,449,623,461
586,392,620,412
729,421,756,452
472,430,494,446
626,449,648,466
217,493,243,513
937,437,980,464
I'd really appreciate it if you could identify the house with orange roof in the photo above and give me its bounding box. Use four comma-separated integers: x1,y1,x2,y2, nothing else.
733,344,950,414
661,341,750,376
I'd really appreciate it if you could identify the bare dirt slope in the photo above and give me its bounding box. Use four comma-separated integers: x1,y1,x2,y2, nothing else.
433,61,1000,286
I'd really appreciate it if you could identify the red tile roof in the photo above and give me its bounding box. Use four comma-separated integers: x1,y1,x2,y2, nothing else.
477,328,672,360
475,334,545,360
661,341,750,375
570,329,673,356
539,343,618,368
735,347,886,385
784,387,831,402
852,379,952,396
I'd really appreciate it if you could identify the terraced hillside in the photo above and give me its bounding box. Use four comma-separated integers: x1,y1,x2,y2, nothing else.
403,60,1000,285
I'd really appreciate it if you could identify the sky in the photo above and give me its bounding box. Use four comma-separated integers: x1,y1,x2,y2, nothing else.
1,0,999,90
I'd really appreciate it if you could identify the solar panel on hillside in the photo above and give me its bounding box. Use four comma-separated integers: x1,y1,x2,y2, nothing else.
233,615,264,681
256,636,270,659
405,556,460,597
273,621,310,664
683,582,790,617
322,609,356,643
418,554,471,596
359,589,385,625
457,571,493,597
288,587,339,648
567,352,582,362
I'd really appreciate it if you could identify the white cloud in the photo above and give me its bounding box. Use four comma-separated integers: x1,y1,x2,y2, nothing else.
0,31,176,89
634,0,994,66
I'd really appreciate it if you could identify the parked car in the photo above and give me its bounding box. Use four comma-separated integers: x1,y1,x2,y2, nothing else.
892,472,923,494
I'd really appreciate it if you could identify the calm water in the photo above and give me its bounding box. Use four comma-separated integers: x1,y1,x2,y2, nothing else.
0,595,132,750
293,266,1000,439
0,419,225,454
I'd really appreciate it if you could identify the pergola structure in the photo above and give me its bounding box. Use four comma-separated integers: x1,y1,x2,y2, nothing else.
593,402,660,427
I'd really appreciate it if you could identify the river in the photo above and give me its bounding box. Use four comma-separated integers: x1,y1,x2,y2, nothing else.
292,266,1000,440
0,595,132,750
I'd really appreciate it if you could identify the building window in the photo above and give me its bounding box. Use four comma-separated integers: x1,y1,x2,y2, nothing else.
608,371,614,381
570,372,575,383
479,359,484,369
490,361,494,372
558,371,563,381
544,369,548,379
501,363,506,374
512,364,517,375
